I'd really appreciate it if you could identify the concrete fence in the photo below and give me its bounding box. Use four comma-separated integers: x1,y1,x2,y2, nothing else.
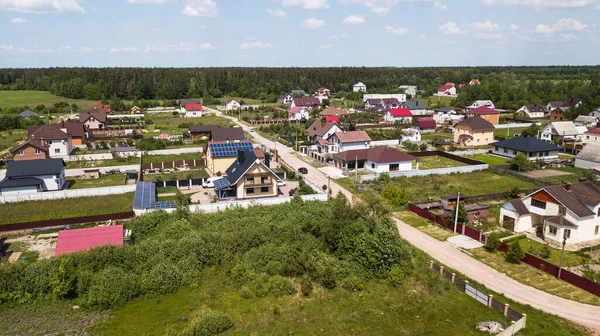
0,185,136,204
359,164,489,182
371,140,400,147
494,122,541,129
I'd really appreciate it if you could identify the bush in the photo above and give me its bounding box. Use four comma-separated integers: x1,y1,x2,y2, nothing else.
140,262,183,294
378,172,391,182
388,265,406,287
509,187,521,198
381,184,408,207
180,310,233,336
268,276,295,297
503,234,526,244
240,286,253,299
485,232,501,253
539,244,552,259
300,275,313,297
506,241,525,263
340,275,365,291
85,267,140,308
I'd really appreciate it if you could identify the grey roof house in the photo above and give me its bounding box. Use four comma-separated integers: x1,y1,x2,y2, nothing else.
0,158,66,195
490,137,561,161
20,110,39,118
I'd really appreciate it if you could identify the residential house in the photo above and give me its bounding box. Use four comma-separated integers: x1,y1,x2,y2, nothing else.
190,125,246,142
363,94,407,103
467,100,495,111
401,129,421,143
291,97,321,110
549,108,567,121
205,140,254,175
291,89,307,97
547,98,582,112
27,125,73,158
332,146,417,173
437,82,456,96
499,180,600,247
288,107,310,123
547,101,565,112
220,99,241,111
20,110,38,118
91,102,111,113
179,98,201,110
353,82,367,92
540,121,587,142
398,85,417,98
469,79,481,85
189,125,218,141
589,108,600,118
466,106,500,125
365,99,384,110
319,106,350,117
575,142,600,170
315,88,331,96
0,158,65,196
453,116,495,147
307,120,343,142
433,107,461,124
277,93,293,105
516,104,548,119
491,137,561,161
213,149,281,200
383,108,413,123
10,140,50,161
574,115,599,128
327,131,371,153
365,98,401,110
79,110,107,130
583,128,600,144
184,104,204,118
414,119,436,132
400,101,428,116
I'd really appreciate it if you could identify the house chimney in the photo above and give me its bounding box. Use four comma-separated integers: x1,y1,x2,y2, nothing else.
264,152,270,168
579,177,588,183
237,148,245,163
565,182,572,192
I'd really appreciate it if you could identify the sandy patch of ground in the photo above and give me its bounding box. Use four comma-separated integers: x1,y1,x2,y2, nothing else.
6,234,57,259
520,169,573,178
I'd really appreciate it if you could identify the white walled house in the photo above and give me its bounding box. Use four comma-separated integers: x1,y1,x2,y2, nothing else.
333,146,416,173
184,103,204,118
328,131,371,153
398,85,417,98
383,108,412,123
401,128,421,142
517,104,548,119
277,93,293,105
499,180,600,247
574,115,599,128
583,128,600,144
363,94,407,103
491,137,561,161
0,158,66,195
353,82,367,92
540,121,586,142
220,99,241,111
436,82,456,96
307,120,343,142
467,100,495,112
288,107,310,122
27,125,73,159
400,101,428,116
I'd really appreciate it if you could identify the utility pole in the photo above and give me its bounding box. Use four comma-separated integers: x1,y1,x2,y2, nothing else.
453,192,461,233
355,156,358,181
558,231,568,280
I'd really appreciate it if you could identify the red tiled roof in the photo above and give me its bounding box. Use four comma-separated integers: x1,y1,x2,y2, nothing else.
317,139,331,146
325,116,339,123
11,139,49,154
254,148,265,159
417,119,437,128
333,131,371,143
585,128,600,135
55,225,124,255
438,82,454,92
27,125,70,140
389,108,412,117
184,104,203,111
469,106,499,114
333,146,417,164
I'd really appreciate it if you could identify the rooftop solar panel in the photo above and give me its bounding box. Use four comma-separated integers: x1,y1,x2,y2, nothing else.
209,141,254,158
134,181,158,209
214,178,232,190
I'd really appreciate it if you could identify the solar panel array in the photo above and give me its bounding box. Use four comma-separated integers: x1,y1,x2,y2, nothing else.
149,200,176,209
134,181,156,209
209,142,253,158
214,178,232,190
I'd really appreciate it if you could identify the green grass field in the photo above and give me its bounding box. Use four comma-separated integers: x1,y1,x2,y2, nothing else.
421,132,454,141
0,130,27,153
413,95,454,108
464,154,509,166
66,174,128,190
64,156,141,169
0,90,99,109
416,155,467,170
494,127,528,138
0,193,134,224
145,114,234,134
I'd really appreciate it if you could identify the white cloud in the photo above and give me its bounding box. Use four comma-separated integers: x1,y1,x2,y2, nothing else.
0,44,15,51
265,8,287,17
474,32,505,40
301,17,326,29
280,0,329,10
340,0,412,14
439,21,463,35
319,44,332,49
0,0,84,13
10,17,27,24
385,25,409,35
126,0,171,3
482,0,595,10
57,45,72,52
536,18,588,34
509,24,519,31
343,15,365,24
240,41,273,49
145,42,215,52
19,47,53,53
472,20,499,31
182,0,218,16
78,47,93,53
432,1,447,10
110,47,138,53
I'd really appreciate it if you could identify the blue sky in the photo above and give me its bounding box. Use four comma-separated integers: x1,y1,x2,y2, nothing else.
0,0,599,67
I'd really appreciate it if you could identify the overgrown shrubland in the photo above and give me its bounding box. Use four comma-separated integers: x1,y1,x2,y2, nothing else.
0,194,416,310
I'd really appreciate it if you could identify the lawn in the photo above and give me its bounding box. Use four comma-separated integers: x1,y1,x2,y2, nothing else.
464,154,508,166
0,193,134,224
142,153,204,164
421,132,454,141
494,127,528,138
416,155,467,170
0,130,27,153
0,90,101,109
514,237,589,267
413,95,454,108
470,248,600,306
145,114,234,134
394,211,457,241
66,174,127,190
142,168,209,182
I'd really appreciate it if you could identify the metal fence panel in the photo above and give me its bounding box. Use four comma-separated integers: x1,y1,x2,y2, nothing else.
454,277,465,291
432,264,440,272
443,270,453,280
507,308,522,322
491,298,505,314
466,284,488,306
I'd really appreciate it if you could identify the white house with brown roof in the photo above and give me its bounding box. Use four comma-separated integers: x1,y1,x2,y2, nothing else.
332,146,416,173
26,125,73,159
307,120,343,142
517,104,548,119
220,99,241,111
500,180,600,247
315,88,331,96
353,82,367,92
327,131,371,153
79,111,107,130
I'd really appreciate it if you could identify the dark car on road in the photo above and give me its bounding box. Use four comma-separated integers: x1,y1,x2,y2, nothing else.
298,167,308,174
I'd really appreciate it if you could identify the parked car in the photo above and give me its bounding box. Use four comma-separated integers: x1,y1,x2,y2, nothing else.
202,177,222,188
249,128,255,132
277,180,286,186
298,167,308,174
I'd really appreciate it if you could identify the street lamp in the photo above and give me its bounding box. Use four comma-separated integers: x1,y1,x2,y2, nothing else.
557,230,568,280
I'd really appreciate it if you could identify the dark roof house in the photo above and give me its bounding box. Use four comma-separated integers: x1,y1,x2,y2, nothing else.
20,110,39,117
456,116,495,131
491,137,561,153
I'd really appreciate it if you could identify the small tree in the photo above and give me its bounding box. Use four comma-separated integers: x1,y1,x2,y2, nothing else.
485,232,501,253
381,184,408,207
419,143,428,152
506,241,525,263
510,153,532,172
445,202,468,225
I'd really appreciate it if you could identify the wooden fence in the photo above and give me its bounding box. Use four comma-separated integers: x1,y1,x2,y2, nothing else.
409,203,600,297
0,212,135,232
430,262,527,335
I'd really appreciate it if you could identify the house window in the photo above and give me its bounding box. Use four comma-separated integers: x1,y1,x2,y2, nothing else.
246,176,254,185
389,164,399,171
477,139,480,143
548,225,557,235
54,149,60,154
544,151,549,156
371,163,375,169
17,150,24,155
559,206,566,216
529,152,533,157
494,146,498,151
261,187,269,193
246,188,255,194
513,150,517,155
587,136,590,140
531,199,546,209
35,148,41,154
564,229,571,239
503,148,508,154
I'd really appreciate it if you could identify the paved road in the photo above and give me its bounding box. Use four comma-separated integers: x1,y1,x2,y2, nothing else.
208,107,600,332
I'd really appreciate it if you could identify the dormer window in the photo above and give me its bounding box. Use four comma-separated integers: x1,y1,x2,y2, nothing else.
17,150,24,155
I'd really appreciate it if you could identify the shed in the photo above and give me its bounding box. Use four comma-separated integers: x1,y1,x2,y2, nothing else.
55,225,124,255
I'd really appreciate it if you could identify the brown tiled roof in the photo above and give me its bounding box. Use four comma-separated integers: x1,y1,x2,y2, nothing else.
254,148,265,159
211,127,246,141
80,110,107,123
63,121,86,137
190,125,218,133
524,104,548,113
11,139,49,153
561,98,582,108
319,106,349,116
317,139,331,145
333,131,371,143
27,125,70,140
456,116,495,131
510,199,529,216
307,120,338,137
544,215,578,228
293,97,321,107
333,146,417,163
548,101,564,108
543,181,600,217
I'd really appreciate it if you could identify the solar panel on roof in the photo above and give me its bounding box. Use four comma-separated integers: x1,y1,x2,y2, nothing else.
209,142,253,158
214,178,231,190
134,181,158,209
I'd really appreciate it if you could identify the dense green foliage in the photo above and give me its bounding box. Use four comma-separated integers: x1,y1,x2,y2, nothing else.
0,197,416,309
0,114,44,131
507,241,526,263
